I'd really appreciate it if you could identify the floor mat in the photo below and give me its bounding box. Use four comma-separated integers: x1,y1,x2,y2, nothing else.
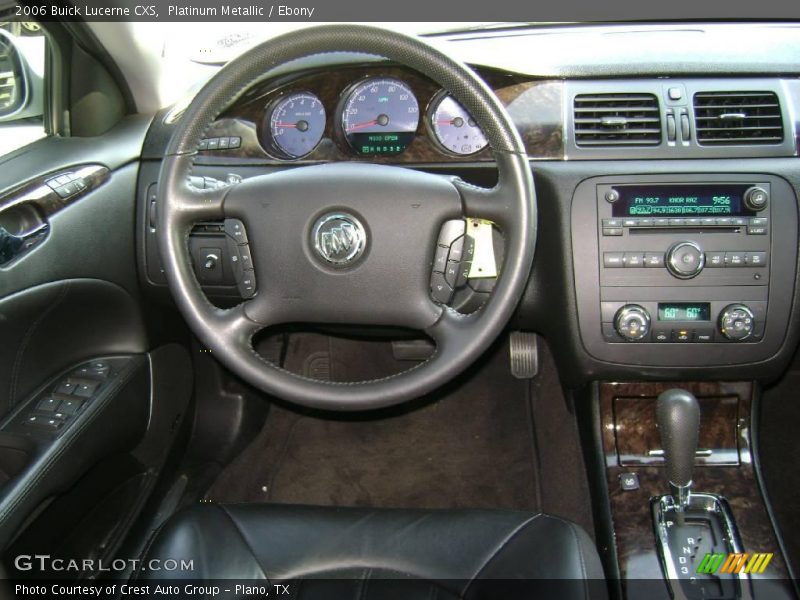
207,335,540,510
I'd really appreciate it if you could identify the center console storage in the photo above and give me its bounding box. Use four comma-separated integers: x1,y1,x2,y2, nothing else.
571,174,798,366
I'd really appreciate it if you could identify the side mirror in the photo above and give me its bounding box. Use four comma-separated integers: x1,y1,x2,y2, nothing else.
0,28,43,122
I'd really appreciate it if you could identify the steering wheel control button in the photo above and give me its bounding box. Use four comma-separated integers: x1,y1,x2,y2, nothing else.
719,304,756,341
433,246,449,271
437,220,466,247
238,273,257,299
666,241,704,279
430,271,453,304
312,213,367,267
224,219,249,244
614,304,651,341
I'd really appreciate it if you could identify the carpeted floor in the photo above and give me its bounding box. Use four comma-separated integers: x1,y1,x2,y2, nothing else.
207,333,593,534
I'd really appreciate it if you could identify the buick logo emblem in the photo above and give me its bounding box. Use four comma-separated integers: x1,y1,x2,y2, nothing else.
312,213,367,266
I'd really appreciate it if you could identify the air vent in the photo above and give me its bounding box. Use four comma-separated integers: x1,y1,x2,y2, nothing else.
574,93,661,146
693,91,783,145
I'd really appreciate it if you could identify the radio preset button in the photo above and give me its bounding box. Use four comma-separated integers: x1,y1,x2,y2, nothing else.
602,219,622,228
733,217,748,226
666,241,704,279
701,218,717,226
654,218,670,227
638,218,654,227
602,228,623,236
715,217,733,226
623,218,638,227
685,218,701,226
669,218,686,226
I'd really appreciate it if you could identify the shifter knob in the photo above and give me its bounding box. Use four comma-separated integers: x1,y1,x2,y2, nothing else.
656,388,701,507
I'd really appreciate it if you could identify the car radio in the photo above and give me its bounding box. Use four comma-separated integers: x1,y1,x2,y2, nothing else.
596,181,770,344
571,172,797,368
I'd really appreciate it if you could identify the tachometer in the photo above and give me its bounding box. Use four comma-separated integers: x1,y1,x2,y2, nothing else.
429,92,488,156
341,78,419,155
266,91,326,159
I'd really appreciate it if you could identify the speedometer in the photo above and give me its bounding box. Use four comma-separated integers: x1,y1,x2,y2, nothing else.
341,78,419,155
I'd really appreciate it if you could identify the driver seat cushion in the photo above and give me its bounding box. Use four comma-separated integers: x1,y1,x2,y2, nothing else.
140,504,607,599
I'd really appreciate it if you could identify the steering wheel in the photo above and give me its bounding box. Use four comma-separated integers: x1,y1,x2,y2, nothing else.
157,24,536,411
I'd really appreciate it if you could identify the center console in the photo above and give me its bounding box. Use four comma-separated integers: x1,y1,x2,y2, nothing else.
572,174,798,367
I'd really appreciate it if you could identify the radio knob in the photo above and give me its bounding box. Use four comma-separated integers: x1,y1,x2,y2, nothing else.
744,186,769,212
719,304,755,341
615,304,651,341
666,241,705,279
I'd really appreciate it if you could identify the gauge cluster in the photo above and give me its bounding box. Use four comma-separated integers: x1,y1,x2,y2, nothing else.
247,69,491,162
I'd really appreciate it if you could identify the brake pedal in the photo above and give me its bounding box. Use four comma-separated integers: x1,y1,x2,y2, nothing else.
509,332,539,379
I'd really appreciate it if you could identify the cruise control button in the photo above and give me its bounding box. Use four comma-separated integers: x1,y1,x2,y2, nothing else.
705,252,725,267
224,219,249,244
444,261,461,287
644,253,664,268
603,252,624,268
746,252,767,267
237,272,256,298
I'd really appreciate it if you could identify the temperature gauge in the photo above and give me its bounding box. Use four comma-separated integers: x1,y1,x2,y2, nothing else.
265,91,326,159
429,92,488,156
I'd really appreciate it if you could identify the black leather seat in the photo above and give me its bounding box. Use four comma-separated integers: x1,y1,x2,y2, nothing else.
141,504,606,599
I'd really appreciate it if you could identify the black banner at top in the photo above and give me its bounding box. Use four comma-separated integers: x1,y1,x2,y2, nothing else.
5,0,800,22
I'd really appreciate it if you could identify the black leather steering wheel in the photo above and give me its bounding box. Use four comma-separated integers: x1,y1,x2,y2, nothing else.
157,24,536,411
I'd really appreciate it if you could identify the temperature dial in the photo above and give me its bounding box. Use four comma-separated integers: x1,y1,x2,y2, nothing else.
615,304,651,341
719,304,755,341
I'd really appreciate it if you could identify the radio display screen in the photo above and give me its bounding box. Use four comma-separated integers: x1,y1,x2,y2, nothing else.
611,184,755,217
658,303,711,322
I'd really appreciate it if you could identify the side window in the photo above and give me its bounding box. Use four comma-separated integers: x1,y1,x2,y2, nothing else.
0,20,46,156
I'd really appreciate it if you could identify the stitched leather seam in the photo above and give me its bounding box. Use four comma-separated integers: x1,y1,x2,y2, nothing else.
460,513,542,597
0,357,142,526
8,280,71,411
217,505,271,581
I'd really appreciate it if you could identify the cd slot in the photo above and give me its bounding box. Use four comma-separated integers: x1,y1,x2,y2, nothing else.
629,226,741,234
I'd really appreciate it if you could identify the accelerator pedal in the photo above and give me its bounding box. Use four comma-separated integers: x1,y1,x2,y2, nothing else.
509,332,539,379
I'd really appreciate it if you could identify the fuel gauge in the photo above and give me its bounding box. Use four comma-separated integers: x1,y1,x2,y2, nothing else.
429,92,488,156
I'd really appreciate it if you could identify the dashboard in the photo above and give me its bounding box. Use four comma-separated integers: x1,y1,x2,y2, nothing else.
138,24,800,385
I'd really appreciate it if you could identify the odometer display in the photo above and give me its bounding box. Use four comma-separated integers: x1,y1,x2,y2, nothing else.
266,91,326,159
341,78,418,155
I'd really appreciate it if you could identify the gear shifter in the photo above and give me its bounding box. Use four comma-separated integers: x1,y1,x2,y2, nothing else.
657,388,701,509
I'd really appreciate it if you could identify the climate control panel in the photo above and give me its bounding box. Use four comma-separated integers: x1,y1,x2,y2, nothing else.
604,301,764,344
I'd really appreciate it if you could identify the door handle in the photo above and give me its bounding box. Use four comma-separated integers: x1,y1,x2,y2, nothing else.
0,222,49,265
